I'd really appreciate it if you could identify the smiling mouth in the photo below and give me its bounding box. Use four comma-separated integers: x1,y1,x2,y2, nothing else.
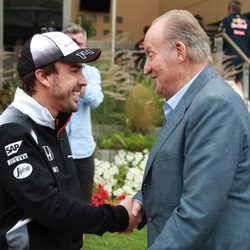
72,87,81,97
72,92,80,97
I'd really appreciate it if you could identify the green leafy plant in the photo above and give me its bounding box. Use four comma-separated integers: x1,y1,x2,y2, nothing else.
90,49,142,125
96,128,157,151
0,81,17,110
91,95,125,125
78,16,95,38
91,50,165,127
125,83,162,133
0,52,19,111
93,48,138,101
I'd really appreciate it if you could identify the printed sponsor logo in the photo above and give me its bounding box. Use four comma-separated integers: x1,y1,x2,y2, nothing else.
13,163,33,179
231,18,248,30
233,29,245,36
7,153,28,166
52,166,59,173
42,146,54,161
5,140,23,156
76,49,94,60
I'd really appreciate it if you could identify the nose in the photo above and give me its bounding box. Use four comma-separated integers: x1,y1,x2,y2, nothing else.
143,59,151,76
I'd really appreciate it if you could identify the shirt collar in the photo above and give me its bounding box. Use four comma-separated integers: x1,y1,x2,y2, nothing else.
163,70,202,120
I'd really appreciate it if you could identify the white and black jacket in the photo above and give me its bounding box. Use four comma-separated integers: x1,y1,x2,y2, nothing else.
0,88,128,250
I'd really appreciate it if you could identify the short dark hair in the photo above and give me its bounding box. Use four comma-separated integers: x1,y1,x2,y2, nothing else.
228,0,241,13
20,63,57,96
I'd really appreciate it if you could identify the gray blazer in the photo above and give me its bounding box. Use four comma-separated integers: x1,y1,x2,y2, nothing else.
135,64,250,250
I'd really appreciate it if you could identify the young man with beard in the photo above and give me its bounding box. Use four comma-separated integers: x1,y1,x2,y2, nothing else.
0,31,140,250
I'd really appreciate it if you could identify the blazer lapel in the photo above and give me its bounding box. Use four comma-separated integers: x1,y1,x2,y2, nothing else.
143,64,217,180
143,102,186,179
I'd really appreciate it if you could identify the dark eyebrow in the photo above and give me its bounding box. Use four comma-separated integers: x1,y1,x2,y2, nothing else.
71,63,83,70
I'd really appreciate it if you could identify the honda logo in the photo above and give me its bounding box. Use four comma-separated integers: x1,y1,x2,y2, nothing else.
42,146,54,161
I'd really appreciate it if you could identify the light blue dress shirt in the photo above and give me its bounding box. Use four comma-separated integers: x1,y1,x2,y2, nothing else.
163,70,202,120
66,64,104,159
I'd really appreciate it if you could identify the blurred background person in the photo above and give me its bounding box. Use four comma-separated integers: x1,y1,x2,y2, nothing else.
63,23,104,204
218,0,250,90
135,25,150,70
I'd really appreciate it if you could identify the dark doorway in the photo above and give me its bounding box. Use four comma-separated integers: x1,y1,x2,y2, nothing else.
4,0,63,51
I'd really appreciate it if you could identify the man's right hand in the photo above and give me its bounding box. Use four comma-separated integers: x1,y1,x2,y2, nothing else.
119,197,143,233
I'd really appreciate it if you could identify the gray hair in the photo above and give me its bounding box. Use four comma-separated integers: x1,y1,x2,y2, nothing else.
228,0,241,13
63,23,87,36
153,10,212,63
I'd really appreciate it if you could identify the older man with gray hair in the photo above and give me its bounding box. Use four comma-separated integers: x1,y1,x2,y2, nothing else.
130,9,250,250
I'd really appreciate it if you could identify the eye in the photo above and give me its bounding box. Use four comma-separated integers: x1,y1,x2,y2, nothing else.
147,51,154,60
70,68,78,74
71,66,82,73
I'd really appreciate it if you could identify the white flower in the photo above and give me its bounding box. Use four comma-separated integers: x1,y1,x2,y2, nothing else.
118,149,126,158
102,161,111,170
134,152,143,162
126,171,134,181
104,184,113,194
139,159,147,170
113,188,124,197
125,151,135,163
94,175,102,184
113,155,126,166
94,150,149,199
122,185,135,196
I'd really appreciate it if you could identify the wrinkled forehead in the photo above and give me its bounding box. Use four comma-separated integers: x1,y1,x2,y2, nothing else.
144,21,165,48
146,18,166,38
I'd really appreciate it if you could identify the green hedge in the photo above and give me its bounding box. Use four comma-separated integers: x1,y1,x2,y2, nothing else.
96,128,157,151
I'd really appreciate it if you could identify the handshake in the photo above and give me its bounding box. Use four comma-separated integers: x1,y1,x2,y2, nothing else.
118,196,143,233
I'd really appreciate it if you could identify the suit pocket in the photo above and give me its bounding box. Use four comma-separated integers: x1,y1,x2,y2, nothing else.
154,154,183,206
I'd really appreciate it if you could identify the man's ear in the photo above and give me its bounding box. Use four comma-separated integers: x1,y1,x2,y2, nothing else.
175,41,187,62
34,69,50,87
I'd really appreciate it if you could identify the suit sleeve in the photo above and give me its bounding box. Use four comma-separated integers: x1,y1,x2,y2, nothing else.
0,124,128,235
149,95,242,249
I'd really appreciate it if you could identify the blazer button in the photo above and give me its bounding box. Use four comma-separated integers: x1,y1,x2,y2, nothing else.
148,216,153,222
143,183,146,187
